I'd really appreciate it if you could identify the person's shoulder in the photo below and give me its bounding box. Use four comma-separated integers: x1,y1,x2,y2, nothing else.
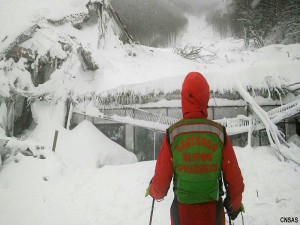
204,118,225,131
168,118,185,132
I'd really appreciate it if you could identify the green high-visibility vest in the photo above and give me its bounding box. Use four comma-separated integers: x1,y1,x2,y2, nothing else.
167,118,225,204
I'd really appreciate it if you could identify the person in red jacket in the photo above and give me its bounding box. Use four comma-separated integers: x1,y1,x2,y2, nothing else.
146,72,244,225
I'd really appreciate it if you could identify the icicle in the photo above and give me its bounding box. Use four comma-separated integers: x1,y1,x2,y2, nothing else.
274,87,283,105
66,101,73,130
33,57,39,86
247,116,253,147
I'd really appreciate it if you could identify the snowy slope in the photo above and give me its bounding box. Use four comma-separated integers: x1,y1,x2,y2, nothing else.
55,23,300,99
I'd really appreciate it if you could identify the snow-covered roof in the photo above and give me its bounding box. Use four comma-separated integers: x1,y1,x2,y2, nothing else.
0,0,91,53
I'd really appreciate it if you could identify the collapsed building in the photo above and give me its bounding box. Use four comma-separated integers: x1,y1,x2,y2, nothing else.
0,1,133,136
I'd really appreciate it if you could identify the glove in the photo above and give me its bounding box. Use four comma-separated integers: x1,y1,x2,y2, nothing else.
145,185,151,197
224,197,245,220
240,203,245,213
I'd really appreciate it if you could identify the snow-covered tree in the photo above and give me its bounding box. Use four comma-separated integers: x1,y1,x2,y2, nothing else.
207,0,300,47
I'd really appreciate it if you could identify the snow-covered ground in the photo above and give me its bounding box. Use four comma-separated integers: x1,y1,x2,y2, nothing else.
1,0,300,224
0,119,300,225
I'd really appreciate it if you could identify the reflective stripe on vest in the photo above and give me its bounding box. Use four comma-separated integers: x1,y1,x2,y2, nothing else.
169,123,225,145
168,119,225,204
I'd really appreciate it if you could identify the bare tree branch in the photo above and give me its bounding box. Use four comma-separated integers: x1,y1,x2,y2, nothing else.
173,44,216,64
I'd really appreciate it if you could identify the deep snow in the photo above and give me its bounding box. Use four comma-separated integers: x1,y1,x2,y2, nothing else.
0,120,300,225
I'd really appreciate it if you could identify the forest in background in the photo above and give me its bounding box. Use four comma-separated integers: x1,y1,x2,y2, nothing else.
111,0,299,48
206,0,300,47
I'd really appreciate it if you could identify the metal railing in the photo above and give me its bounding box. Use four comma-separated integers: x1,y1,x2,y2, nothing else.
75,99,300,134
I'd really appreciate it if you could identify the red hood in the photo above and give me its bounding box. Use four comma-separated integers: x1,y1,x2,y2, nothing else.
181,72,210,118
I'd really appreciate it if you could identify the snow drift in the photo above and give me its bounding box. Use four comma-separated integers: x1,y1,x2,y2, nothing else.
55,120,137,169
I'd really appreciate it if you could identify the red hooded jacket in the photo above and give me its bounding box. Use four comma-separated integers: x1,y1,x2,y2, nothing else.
150,72,244,225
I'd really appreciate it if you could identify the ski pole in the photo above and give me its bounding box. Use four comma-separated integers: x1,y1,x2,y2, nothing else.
228,217,232,225
149,198,155,225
